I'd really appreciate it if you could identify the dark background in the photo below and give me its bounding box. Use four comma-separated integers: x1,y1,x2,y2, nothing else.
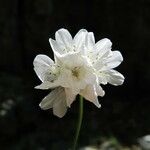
0,0,150,149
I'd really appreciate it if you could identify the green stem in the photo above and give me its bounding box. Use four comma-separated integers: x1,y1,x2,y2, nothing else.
73,95,84,150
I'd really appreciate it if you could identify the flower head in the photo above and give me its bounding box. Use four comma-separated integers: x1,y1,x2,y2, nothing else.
33,28,124,118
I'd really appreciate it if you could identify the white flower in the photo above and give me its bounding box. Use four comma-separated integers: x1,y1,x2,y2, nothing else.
33,28,124,118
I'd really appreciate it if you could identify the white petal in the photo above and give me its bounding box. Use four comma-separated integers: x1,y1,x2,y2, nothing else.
39,87,64,110
55,28,72,50
49,38,65,55
39,88,61,110
65,88,77,107
80,85,101,108
94,38,112,58
53,88,67,118
95,77,105,96
106,51,123,69
53,100,67,118
95,38,112,51
58,68,72,88
85,32,95,50
84,66,97,85
56,51,84,68
73,29,87,51
98,75,108,85
39,87,67,118
35,81,59,89
93,50,112,71
33,55,54,82
105,70,125,86
96,84,105,97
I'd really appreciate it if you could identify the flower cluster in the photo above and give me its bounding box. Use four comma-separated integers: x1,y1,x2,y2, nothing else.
33,29,124,118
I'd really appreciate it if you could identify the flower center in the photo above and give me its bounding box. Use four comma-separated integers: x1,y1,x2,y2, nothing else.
72,67,80,78
71,66,86,80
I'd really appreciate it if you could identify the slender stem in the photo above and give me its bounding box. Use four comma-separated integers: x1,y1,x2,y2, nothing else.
73,95,84,150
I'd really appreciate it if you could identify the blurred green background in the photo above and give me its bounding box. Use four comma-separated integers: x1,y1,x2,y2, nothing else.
0,0,150,149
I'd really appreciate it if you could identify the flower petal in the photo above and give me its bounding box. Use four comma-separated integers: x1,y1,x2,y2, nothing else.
94,38,112,58
73,29,87,52
85,32,95,50
95,38,112,51
39,87,67,118
53,88,67,118
84,66,97,85
55,28,73,50
105,69,125,86
35,81,59,89
106,51,123,69
53,99,67,118
49,38,65,55
33,55,54,82
56,51,85,68
80,85,101,108
65,88,77,107
39,88,60,110
96,84,105,97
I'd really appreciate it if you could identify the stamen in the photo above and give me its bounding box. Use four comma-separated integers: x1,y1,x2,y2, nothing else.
72,67,80,78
